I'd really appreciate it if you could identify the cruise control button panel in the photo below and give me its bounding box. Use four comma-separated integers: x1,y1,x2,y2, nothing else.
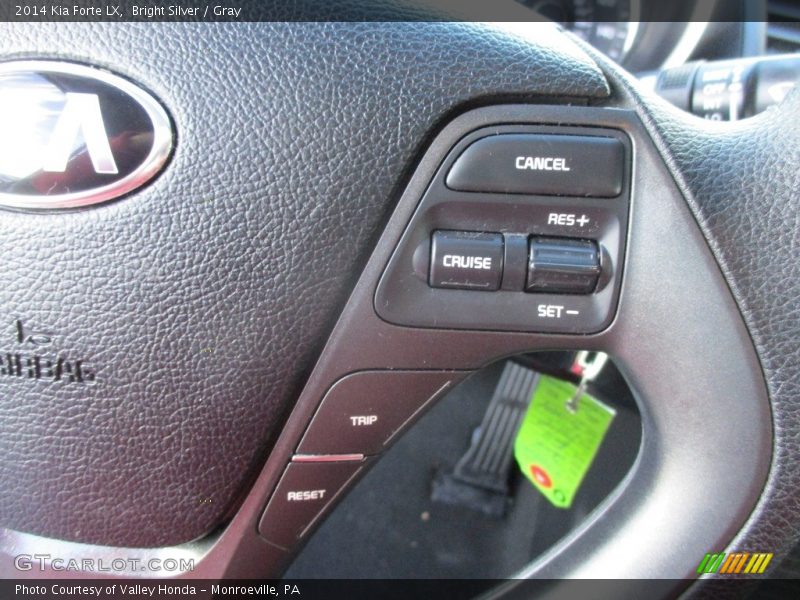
446,133,624,198
258,459,365,549
429,230,503,291
375,123,630,334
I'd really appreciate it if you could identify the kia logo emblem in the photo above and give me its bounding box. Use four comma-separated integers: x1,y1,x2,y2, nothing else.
0,61,173,210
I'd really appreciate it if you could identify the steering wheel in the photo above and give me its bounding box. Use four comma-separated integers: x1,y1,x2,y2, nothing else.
0,5,796,595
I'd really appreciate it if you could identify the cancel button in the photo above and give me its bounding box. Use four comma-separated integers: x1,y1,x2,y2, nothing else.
446,133,624,198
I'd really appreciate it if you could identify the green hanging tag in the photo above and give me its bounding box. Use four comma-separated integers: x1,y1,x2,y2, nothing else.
514,374,615,509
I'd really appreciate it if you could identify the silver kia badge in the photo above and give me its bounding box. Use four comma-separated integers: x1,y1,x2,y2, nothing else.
0,61,173,210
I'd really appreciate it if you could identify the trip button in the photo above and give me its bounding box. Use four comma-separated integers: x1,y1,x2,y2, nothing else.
429,230,503,291
297,371,457,456
446,134,624,198
258,459,365,549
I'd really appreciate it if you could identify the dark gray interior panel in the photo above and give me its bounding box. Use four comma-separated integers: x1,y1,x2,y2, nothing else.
0,101,771,588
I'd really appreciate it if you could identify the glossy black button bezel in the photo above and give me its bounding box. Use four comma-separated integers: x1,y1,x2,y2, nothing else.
374,124,631,334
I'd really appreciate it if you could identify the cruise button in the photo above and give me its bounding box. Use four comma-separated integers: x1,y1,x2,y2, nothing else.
258,460,364,549
446,134,625,198
429,230,503,291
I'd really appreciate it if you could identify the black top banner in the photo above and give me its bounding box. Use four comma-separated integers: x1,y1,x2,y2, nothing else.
0,0,773,23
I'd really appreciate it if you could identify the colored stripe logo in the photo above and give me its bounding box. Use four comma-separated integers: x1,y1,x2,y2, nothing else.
697,552,773,575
